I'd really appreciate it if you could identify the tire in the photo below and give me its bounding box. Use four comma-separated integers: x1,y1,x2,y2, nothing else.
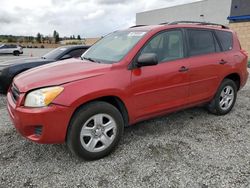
13,51,20,56
66,101,124,160
207,78,237,115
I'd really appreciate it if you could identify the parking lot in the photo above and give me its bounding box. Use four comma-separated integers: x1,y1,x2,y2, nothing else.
0,50,250,187
0,48,51,63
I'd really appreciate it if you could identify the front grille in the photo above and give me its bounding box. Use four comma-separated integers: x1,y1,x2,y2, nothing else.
11,84,20,103
34,126,43,136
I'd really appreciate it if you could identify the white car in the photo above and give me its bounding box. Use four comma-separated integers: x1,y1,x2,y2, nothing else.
0,44,23,56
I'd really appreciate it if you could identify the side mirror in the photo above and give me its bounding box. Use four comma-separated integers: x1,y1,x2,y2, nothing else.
137,53,158,67
60,54,72,60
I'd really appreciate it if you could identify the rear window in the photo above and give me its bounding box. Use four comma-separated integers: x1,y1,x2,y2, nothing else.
187,29,216,56
68,48,87,58
215,30,233,51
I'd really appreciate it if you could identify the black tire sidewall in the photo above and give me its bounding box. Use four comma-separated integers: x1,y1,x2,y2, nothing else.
67,101,124,160
13,51,20,56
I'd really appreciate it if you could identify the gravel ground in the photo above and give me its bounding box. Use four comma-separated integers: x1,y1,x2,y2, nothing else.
0,52,249,187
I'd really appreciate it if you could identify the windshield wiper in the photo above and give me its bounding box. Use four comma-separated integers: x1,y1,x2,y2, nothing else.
81,56,101,63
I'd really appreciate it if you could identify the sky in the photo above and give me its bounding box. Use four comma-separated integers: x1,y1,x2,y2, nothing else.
0,0,199,38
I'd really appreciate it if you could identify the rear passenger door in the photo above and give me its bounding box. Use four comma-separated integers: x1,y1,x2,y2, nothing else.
186,29,226,103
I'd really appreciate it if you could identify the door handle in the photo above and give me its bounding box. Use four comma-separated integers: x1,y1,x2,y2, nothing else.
219,59,227,65
179,66,189,72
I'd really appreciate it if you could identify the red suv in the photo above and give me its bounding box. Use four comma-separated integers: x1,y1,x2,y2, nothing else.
7,21,249,160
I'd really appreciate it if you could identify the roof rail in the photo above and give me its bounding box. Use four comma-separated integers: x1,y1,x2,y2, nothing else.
168,21,229,29
130,25,148,28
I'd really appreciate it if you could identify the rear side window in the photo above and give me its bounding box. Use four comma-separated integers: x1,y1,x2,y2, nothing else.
187,29,216,56
215,30,233,51
10,44,17,48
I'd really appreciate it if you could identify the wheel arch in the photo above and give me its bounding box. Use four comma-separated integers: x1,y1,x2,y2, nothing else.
224,73,241,90
70,95,129,128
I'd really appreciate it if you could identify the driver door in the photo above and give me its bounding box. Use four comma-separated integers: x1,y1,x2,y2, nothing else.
130,30,190,119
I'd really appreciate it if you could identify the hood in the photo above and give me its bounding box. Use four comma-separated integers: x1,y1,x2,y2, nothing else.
14,58,112,93
0,57,50,68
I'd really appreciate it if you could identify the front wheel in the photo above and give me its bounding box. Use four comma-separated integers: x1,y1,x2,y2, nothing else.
66,101,124,160
207,78,237,115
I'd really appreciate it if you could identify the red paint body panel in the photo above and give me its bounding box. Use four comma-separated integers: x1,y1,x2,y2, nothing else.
7,24,249,144
7,92,74,143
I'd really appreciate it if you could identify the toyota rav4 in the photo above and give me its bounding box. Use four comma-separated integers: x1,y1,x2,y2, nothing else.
7,21,249,160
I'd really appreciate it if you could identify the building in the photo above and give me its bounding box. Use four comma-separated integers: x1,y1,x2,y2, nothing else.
228,0,250,58
136,0,250,56
136,0,232,25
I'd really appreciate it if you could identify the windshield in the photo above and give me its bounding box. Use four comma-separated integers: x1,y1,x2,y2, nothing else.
82,31,147,63
42,47,68,59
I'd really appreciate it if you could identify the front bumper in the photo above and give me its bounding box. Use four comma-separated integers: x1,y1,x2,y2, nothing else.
7,92,73,144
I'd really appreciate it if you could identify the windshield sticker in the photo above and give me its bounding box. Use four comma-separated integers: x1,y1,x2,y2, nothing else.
128,32,146,37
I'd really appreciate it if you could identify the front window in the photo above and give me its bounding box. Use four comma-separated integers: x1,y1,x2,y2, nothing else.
82,31,147,64
140,30,184,62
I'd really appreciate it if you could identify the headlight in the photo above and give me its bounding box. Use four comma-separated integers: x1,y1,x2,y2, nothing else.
24,86,64,107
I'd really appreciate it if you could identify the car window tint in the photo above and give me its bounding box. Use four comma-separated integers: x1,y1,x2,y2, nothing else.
215,30,233,51
187,29,216,56
141,30,184,62
68,48,87,58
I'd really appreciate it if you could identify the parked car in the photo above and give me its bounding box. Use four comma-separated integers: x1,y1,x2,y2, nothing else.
0,45,90,94
0,44,23,56
7,21,249,160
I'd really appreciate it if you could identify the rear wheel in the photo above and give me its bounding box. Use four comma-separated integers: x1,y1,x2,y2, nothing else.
13,51,20,56
66,101,124,160
207,79,237,115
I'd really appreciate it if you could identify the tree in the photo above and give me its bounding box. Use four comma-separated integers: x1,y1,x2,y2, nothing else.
53,30,57,39
53,30,60,43
41,35,45,43
36,32,41,43
77,35,81,40
55,33,60,43
72,35,75,40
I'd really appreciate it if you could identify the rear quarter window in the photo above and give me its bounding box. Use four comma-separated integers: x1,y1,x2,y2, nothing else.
215,30,233,51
